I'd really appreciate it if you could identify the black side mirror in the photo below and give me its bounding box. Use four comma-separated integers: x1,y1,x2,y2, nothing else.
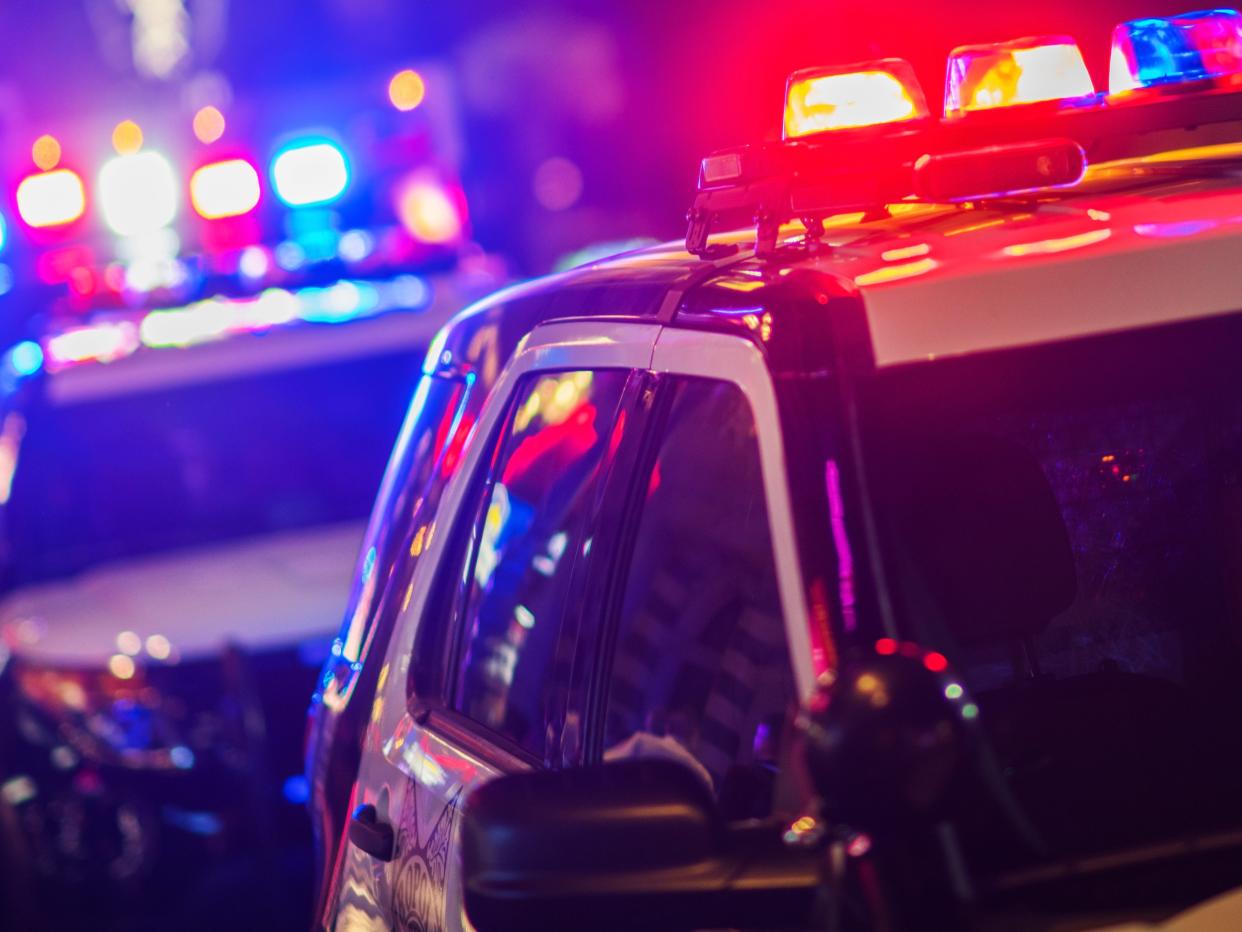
461,758,821,932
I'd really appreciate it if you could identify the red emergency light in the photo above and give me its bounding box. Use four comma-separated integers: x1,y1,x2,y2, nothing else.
686,7,1242,258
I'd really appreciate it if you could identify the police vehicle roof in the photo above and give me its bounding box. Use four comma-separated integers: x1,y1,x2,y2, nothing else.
436,147,1242,378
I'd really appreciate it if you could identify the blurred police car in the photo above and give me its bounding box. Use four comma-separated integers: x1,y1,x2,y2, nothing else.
311,9,1242,931
0,264,495,926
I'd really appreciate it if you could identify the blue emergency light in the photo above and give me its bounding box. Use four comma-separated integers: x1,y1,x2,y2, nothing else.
1110,9,1242,94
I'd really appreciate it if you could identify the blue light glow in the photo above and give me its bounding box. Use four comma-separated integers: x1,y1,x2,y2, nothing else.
282,775,310,804
8,341,44,378
1110,9,1242,93
271,139,350,207
0,212,6,253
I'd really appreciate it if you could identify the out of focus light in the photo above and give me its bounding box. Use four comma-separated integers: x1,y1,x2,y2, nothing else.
31,135,61,171
146,634,172,660
784,60,928,137
192,105,226,144
533,157,583,211
1110,9,1242,94
388,69,426,111
396,175,463,244
0,411,25,506
274,240,306,270
271,139,349,207
190,159,261,219
16,169,86,228
0,266,11,298
117,630,142,655
945,38,1095,115
99,151,178,235
44,322,140,369
99,150,177,234
8,342,43,378
238,245,269,279
0,213,6,253
111,120,144,155
338,229,374,262
108,654,135,680
283,775,310,804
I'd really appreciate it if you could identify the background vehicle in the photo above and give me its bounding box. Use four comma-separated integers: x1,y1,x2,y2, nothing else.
312,8,1242,929
0,266,496,929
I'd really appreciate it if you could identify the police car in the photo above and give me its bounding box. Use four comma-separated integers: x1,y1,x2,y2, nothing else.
0,265,493,927
312,9,1242,929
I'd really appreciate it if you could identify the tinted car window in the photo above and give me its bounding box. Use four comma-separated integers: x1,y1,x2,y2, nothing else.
603,378,793,819
452,369,629,759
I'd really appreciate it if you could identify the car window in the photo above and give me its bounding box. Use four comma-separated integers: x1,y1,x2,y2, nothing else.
450,369,630,759
602,377,794,820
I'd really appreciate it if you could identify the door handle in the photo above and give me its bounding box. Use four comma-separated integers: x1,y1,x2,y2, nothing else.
349,803,395,862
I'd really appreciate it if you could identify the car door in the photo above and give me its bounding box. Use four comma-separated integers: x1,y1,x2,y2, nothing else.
330,321,659,932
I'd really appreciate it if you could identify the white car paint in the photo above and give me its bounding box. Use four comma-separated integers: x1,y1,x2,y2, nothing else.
1,521,366,665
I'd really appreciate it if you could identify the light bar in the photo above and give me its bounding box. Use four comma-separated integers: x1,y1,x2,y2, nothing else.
913,139,1087,202
945,36,1095,116
1109,9,1242,94
190,159,262,219
16,169,86,228
784,59,928,138
271,139,350,207
99,151,178,236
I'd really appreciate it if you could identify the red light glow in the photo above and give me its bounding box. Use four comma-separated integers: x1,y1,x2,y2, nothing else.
875,638,898,655
923,651,949,673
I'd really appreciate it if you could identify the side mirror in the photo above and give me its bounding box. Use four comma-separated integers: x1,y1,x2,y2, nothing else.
461,759,821,932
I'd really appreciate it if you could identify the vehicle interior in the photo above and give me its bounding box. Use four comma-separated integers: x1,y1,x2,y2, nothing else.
862,312,1242,907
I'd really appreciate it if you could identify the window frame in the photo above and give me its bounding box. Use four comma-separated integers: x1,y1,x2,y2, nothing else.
577,329,817,766
394,321,664,773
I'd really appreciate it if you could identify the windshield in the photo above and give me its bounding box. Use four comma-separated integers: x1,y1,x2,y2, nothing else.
861,311,1242,874
3,351,418,588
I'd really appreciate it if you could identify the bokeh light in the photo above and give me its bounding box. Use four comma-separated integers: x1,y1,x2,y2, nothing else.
190,158,261,219
396,174,463,244
388,69,426,111
16,169,86,228
31,135,61,171
271,139,350,207
99,151,178,235
192,105,227,144
532,156,583,211
111,119,144,155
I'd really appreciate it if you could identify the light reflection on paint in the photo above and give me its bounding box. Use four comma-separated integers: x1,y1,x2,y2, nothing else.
880,242,931,262
854,257,937,286
825,460,856,633
1001,228,1111,257
1133,220,1217,238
